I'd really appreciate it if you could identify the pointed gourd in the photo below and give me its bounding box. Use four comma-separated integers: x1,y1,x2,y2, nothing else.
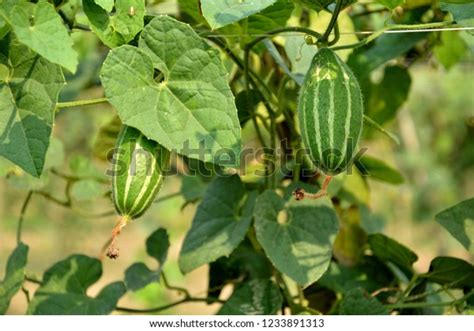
298,48,364,175
112,125,170,220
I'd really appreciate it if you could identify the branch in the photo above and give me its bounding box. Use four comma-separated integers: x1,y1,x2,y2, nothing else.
320,0,344,44
386,291,473,310
17,191,33,245
56,97,108,110
115,297,224,314
331,21,455,51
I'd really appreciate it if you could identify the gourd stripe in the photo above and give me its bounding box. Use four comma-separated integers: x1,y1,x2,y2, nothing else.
303,80,318,166
334,53,353,170
122,132,142,215
113,126,129,214
132,173,163,218
312,76,324,164
328,78,335,168
129,147,157,215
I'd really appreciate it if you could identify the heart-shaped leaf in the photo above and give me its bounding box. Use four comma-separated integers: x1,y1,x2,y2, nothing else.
83,0,146,48
1,0,78,72
125,228,170,291
179,175,255,273
254,185,339,286
201,0,277,30
218,279,282,315
0,37,64,177
28,255,125,314
101,16,241,167
0,244,28,314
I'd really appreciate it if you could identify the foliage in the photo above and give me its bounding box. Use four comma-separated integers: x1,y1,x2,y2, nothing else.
0,0,473,316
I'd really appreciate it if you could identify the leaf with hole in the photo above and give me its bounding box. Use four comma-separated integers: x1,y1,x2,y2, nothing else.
1,0,78,72
83,0,146,48
101,16,241,167
253,184,339,286
435,198,474,253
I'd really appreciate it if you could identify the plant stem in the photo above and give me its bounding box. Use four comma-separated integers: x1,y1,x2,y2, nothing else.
56,97,108,110
331,21,455,51
320,0,344,44
386,291,473,310
16,191,33,245
245,27,322,53
161,272,191,298
115,297,224,314
153,192,181,204
328,22,340,46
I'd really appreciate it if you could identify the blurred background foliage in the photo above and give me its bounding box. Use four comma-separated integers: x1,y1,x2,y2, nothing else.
0,0,473,314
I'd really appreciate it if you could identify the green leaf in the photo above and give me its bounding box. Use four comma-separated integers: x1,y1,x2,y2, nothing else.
246,0,294,35
348,32,427,77
339,288,389,315
332,208,368,267
440,1,474,33
218,279,282,315
200,0,277,30
177,0,206,25
0,244,28,314
208,239,272,300
435,198,474,253
319,256,395,294
146,228,170,267
68,154,107,181
434,31,467,70
2,0,78,73
125,263,159,291
94,0,114,12
253,186,339,286
83,0,146,48
356,155,404,185
179,175,255,274
424,256,474,288
235,90,261,127
375,0,404,9
125,228,169,291
368,233,418,277
264,38,301,84
293,0,356,12
70,179,107,201
284,35,318,86
28,255,126,314
93,115,122,161
101,16,241,167
0,38,64,177
181,175,207,204
6,137,64,191
365,65,412,126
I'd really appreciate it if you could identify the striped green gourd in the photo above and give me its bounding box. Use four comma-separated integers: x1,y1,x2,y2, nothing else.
112,125,170,220
298,48,364,175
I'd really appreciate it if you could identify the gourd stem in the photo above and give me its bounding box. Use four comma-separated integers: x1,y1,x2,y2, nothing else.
103,216,129,259
293,175,333,200
320,0,344,44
